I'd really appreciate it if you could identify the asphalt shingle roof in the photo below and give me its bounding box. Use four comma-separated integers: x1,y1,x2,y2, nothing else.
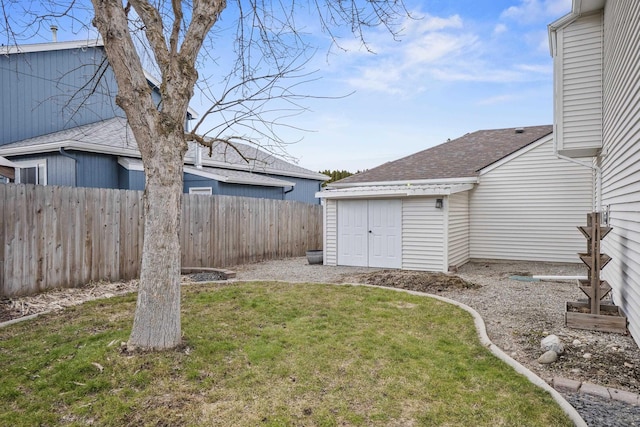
0,117,326,181
335,125,553,184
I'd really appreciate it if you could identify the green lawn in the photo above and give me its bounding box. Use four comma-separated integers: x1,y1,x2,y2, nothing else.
0,282,572,426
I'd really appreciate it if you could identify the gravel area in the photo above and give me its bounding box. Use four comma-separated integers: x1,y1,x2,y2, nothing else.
3,257,640,426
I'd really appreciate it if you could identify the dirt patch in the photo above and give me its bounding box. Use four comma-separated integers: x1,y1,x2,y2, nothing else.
344,270,480,293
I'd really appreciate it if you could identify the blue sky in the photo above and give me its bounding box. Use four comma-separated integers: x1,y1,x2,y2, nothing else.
6,0,573,173
261,0,573,172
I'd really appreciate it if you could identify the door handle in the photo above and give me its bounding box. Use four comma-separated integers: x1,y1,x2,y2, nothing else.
368,230,372,233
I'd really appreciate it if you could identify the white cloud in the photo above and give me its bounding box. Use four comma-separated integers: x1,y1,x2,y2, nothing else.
493,23,508,35
346,66,406,95
515,63,552,74
333,13,481,95
476,94,518,106
322,6,558,96
501,0,572,23
409,14,463,32
429,67,525,83
404,32,478,66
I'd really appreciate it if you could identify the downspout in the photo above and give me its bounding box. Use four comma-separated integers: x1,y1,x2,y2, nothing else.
59,147,78,187
283,185,294,200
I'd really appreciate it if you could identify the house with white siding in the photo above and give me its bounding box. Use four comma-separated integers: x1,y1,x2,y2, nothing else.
549,0,640,345
317,125,593,272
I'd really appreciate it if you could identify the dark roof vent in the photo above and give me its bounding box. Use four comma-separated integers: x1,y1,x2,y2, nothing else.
515,127,525,134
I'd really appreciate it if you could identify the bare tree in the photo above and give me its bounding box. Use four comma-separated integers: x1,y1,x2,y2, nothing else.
2,0,409,350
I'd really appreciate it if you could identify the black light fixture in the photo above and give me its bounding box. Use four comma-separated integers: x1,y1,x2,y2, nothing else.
435,198,443,209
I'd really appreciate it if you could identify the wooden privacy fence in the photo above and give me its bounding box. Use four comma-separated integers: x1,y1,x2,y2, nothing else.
0,184,322,297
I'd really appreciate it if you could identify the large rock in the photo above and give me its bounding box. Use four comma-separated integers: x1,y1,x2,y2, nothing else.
538,350,558,364
541,334,565,355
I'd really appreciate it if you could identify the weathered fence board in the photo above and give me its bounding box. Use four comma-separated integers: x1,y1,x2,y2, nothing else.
1,184,322,297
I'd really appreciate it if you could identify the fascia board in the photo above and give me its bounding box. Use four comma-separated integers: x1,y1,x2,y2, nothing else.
0,39,104,55
0,155,20,168
0,141,140,158
226,177,295,188
328,177,478,189
316,190,410,199
448,183,475,194
548,0,606,55
117,157,144,171
184,166,230,182
316,184,474,199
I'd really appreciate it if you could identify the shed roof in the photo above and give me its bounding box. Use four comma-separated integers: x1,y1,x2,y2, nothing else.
332,125,553,186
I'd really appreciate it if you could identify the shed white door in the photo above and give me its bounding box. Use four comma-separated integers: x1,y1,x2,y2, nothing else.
337,200,369,266
337,199,402,268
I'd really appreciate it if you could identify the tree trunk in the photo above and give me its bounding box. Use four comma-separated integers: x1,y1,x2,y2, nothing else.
128,132,185,350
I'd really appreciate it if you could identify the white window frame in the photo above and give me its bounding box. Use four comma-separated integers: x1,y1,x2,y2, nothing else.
188,186,213,195
14,159,47,185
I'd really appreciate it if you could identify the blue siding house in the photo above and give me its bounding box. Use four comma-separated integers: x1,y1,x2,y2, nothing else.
0,39,327,203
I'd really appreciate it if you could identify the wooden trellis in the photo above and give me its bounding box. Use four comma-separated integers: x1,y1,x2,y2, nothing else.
565,212,628,334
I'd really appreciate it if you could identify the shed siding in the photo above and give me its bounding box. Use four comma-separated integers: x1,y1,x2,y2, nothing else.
324,199,338,265
555,12,604,157
448,192,470,269
402,197,445,272
469,135,592,262
600,0,640,343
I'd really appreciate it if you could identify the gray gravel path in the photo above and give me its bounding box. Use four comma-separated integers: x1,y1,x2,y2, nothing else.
564,392,640,426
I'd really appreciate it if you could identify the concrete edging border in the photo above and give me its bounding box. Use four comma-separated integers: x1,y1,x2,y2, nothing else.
0,312,47,329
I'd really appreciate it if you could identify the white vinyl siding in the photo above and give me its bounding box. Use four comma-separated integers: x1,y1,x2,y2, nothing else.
402,197,446,272
324,199,337,265
600,0,640,344
448,192,469,268
554,12,603,157
470,135,593,262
